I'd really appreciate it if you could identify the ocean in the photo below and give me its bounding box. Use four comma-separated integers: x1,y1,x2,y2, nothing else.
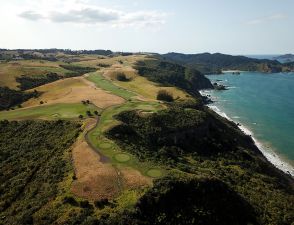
201,72,294,176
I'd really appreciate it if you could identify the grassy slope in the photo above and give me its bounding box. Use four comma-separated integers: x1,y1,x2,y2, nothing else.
86,72,135,100
87,100,164,177
1,54,293,224
109,70,192,100
0,103,99,120
0,60,69,89
85,64,170,176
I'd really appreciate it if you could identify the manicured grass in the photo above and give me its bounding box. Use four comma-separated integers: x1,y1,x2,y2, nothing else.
146,169,163,178
114,153,131,163
0,103,100,120
87,100,164,174
86,72,136,100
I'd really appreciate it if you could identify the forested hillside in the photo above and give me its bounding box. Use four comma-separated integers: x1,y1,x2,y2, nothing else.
0,120,81,225
134,59,213,94
105,101,294,225
162,52,294,74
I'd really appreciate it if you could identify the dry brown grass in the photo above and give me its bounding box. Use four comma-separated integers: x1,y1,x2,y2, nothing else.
22,76,125,109
71,119,151,201
121,167,152,189
101,64,192,101
0,60,68,89
71,138,121,200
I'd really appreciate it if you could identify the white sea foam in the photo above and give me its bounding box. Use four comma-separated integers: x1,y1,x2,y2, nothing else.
207,104,294,177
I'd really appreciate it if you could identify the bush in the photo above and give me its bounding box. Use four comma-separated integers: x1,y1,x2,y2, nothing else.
63,196,78,206
86,111,92,117
0,87,39,110
94,199,109,209
115,72,129,82
156,90,174,102
79,200,92,208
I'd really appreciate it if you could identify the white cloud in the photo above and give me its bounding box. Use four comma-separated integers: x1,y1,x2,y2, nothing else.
18,0,167,28
246,13,288,25
19,10,44,20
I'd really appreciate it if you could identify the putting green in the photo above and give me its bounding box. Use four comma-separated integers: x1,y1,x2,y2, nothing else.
98,142,112,149
146,169,162,178
114,153,131,162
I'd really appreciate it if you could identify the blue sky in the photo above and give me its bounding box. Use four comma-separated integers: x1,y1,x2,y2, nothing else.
1,0,293,54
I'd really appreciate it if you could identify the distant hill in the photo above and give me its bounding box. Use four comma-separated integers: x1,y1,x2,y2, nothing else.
161,52,294,74
274,54,294,63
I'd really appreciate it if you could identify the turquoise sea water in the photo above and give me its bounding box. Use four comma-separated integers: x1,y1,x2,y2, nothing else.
203,72,294,174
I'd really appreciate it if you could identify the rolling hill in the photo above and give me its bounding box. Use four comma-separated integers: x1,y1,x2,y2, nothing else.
0,50,293,225
161,52,294,74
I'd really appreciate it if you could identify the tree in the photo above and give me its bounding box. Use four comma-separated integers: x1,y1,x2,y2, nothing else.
156,90,174,102
86,111,92,117
115,72,129,81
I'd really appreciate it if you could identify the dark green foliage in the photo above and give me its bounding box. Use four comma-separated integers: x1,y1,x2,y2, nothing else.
60,64,97,77
156,90,174,102
115,72,129,81
162,52,294,74
97,63,111,68
134,59,213,95
94,199,111,209
80,200,93,209
15,65,95,90
63,196,79,206
0,87,39,110
16,72,61,90
0,120,81,225
116,177,257,225
106,103,294,225
107,106,256,160
86,111,92,117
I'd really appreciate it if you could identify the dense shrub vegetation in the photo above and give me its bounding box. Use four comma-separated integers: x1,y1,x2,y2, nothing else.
15,65,96,91
156,90,174,102
115,72,129,81
106,102,294,225
0,87,39,110
60,64,97,77
98,177,258,225
0,120,81,225
134,59,213,95
16,73,61,90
